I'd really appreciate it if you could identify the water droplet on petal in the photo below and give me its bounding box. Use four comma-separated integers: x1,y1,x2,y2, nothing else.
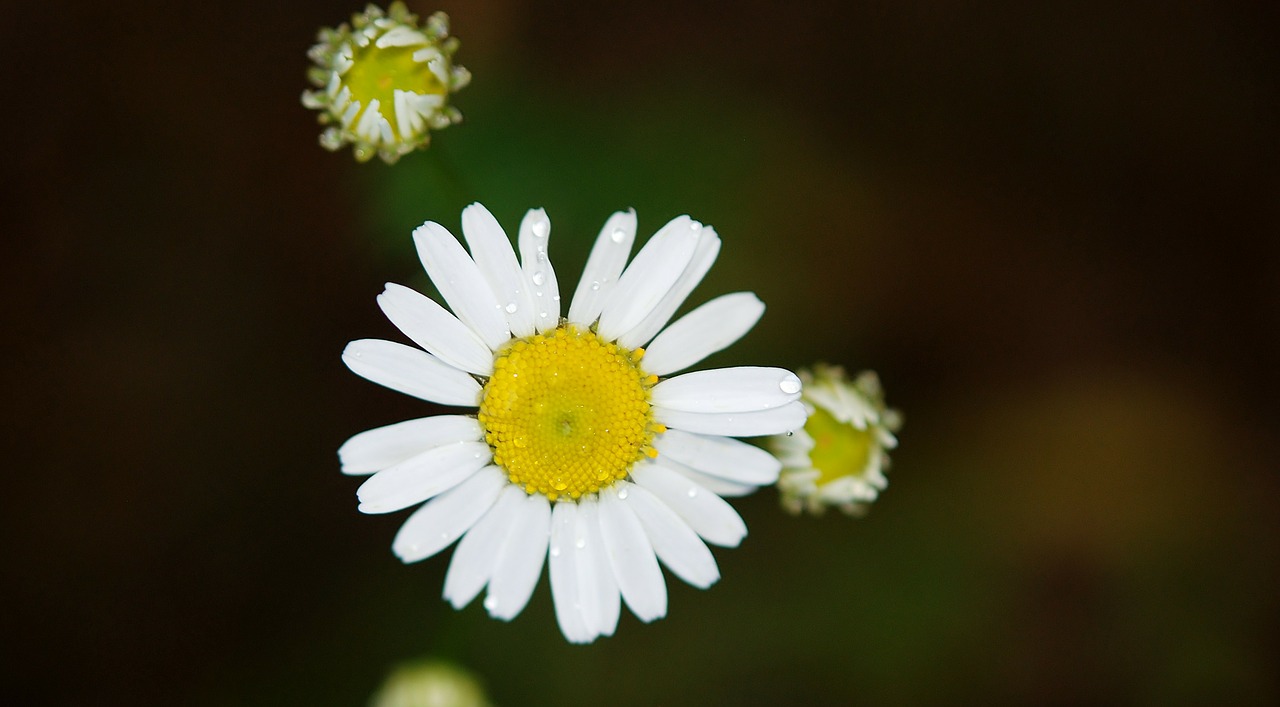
532,220,549,238
785,430,795,437
779,377,801,394
590,281,601,291
483,596,499,611
550,546,561,557
617,488,629,499
575,536,586,549
687,487,698,498
531,271,546,286
505,302,518,314
539,311,548,318
610,228,626,243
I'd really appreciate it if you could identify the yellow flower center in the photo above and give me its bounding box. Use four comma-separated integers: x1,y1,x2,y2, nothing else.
806,406,873,485
344,42,445,139
478,326,662,502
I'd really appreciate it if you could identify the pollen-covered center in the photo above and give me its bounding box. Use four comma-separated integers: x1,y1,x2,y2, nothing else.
478,326,661,501
344,43,445,138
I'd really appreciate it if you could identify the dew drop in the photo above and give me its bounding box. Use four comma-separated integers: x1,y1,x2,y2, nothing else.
539,311,548,318
785,430,795,436
617,488,629,500
690,222,702,232
532,220,549,238
483,596,499,611
687,487,698,498
590,281,601,291
779,377,801,394
575,536,586,549
550,546,561,557
504,302,518,314
610,228,626,243
531,271,546,286
440,531,450,540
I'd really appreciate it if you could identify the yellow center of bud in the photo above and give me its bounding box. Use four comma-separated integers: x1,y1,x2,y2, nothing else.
344,43,444,139
478,326,661,501
806,406,873,485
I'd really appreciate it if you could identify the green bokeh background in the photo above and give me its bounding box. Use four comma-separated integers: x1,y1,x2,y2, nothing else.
4,1,1277,705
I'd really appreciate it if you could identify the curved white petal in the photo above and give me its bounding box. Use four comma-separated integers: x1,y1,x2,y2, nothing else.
391,466,507,563
618,228,720,349
412,221,511,350
598,486,667,622
576,499,620,639
461,203,535,338
673,465,758,497
339,415,483,475
642,292,765,376
655,400,808,437
630,462,747,548
377,284,494,376
620,481,720,589
597,215,702,341
549,502,592,643
651,367,802,413
518,208,561,334
486,492,551,621
342,339,481,407
442,484,525,609
356,442,491,514
568,209,635,326
653,428,781,486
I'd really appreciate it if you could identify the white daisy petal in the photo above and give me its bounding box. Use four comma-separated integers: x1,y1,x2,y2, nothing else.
342,339,481,407
630,462,747,548
412,221,511,350
651,367,802,413
377,283,495,376
442,484,525,609
655,400,808,437
620,481,720,589
339,415,483,475
654,429,781,486
375,26,427,48
618,227,721,349
485,492,551,621
518,208,561,334
356,442,491,514
461,203,536,338
391,465,507,563
642,292,765,376
568,209,635,326
597,215,702,341
674,465,758,497
598,486,667,622
576,499,621,639
549,502,593,643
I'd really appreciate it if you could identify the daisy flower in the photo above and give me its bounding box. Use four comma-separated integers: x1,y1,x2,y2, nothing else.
341,204,804,643
768,364,902,516
302,3,470,163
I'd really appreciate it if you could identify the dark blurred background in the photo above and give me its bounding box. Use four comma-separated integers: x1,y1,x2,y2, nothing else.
4,1,1278,704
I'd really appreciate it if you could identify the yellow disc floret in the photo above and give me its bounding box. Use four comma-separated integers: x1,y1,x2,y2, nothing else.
478,326,660,501
805,405,874,486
